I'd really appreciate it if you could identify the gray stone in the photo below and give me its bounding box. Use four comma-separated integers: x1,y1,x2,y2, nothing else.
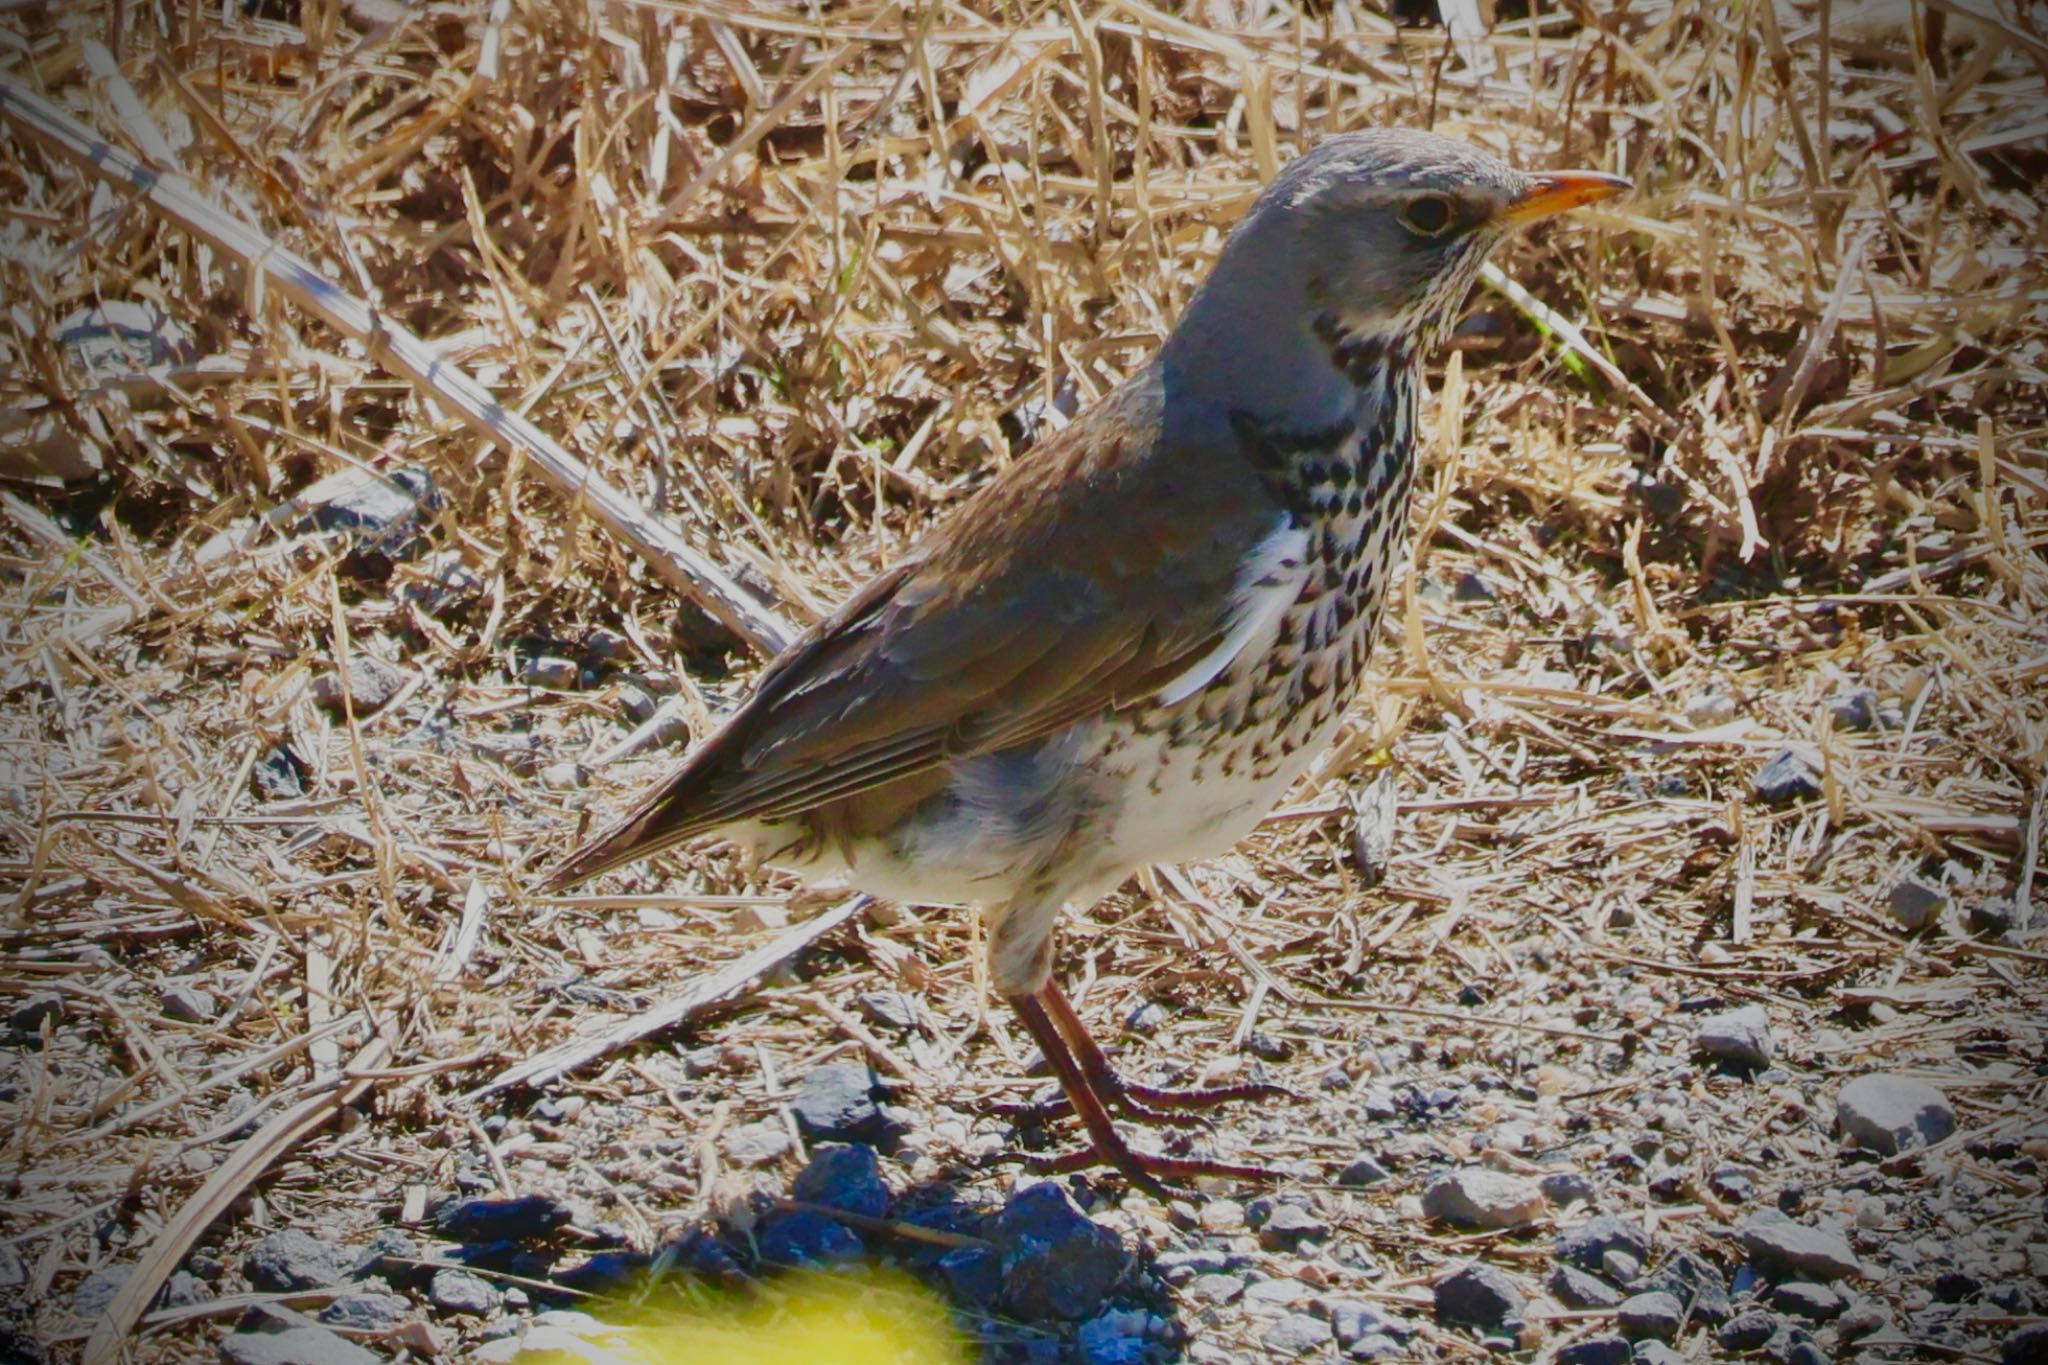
1886,877,1945,932
220,1327,380,1365
2002,1321,2048,1365
243,1230,347,1292
429,1195,573,1243
1708,1163,1756,1203
722,1119,794,1166
1326,1300,1415,1346
1421,1168,1544,1229
1432,1264,1525,1329
1549,1264,1622,1309
790,1143,890,1219
58,300,195,374
996,1184,1125,1321
1827,687,1885,731
1616,1291,1683,1341
855,991,920,1031
1345,1335,1402,1361
1336,1155,1391,1187
1835,1074,1955,1154
1554,1215,1652,1271
292,466,438,558
1836,1298,1890,1341
1754,750,1820,803
1600,1249,1642,1285
1261,1313,1331,1355
312,655,409,715
1555,1338,1631,1365
519,656,580,690
756,1210,864,1266
790,1060,888,1143
1695,1004,1772,1069
162,983,216,1023
1257,1203,1328,1252
319,1293,411,1330
9,993,63,1036
1718,1308,1778,1351
0,1243,24,1289
158,1272,208,1310
1077,1310,1150,1365
72,1266,129,1319
1631,1344,1688,1365
1769,1280,1843,1319
429,1267,498,1315
1736,1212,1862,1281
1540,1171,1596,1206
1635,1249,1732,1323
1185,1272,1244,1304
936,1246,1000,1309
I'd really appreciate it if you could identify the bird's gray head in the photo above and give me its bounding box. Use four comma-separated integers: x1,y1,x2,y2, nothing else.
1163,130,1627,420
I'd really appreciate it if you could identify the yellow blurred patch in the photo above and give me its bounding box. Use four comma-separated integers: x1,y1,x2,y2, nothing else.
552,1267,968,1365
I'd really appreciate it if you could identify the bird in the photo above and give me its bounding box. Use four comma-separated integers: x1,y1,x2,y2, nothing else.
549,129,1628,1192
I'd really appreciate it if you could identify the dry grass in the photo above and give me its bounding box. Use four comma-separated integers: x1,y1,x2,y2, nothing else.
1,0,2044,1360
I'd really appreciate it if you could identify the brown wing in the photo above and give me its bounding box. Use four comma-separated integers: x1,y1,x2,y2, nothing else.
547,371,1283,888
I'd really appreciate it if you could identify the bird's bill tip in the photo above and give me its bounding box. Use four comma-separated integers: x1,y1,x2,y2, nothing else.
1500,169,1632,226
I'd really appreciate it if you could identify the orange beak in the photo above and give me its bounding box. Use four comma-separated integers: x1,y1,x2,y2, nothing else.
1499,169,1632,227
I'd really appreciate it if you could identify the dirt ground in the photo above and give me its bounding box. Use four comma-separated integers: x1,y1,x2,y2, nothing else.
1,0,2045,1362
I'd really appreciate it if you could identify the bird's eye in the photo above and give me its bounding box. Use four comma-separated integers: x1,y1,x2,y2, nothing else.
1401,195,1457,237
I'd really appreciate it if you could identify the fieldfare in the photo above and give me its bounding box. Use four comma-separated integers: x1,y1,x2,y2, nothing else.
551,129,1628,1191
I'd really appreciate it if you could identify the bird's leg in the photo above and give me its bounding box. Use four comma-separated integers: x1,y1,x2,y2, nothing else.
1041,979,1289,1116
996,988,1283,1193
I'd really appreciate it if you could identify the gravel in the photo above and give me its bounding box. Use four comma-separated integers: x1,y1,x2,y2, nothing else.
1421,1168,1545,1229
243,1230,348,1292
1432,1264,1525,1330
1736,1212,1864,1282
995,1184,1126,1321
1835,1074,1957,1153
1694,1003,1773,1069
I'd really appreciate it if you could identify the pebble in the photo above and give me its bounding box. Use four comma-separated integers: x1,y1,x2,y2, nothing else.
1539,1171,1595,1206
996,1184,1125,1321
1615,1290,1683,1340
722,1119,794,1166
519,655,580,690
755,1210,864,1267
1708,1163,1757,1203
1257,1204,1328,1252
221,1326,381,1365
1077,1309,1151,1365
312,655,409,715
1326,1300,1414,1347
1198,1199,1246,1234
1886,876,1945,932
8,993,64,1037
1599,1249,1641,1285
429,1267,499,1315
1185,1272,1245,1304
403,551,485,615
243,1230,348,1292
1736,1212,1864,1282
1125,1000,1168,1034
1769,1280,1843,1319
71,1266,129,1319
1836,1297,1890,1339
1555,1338,1631,1365
1262,1313,1330,1355
1761,1323,1829,1365
1718,1308,1779,1350
1432,1264,1525,1330
1632,1343,1688,1365
1826,687,1885,731
1548,1265,1622,1309
1346,1335,1403,1360
292,466,438,558
855,991,920,1031
1420,1169,1544,1229
431,1195,574,1244
318,1292,412,1330
251,745,306,801
158,1271,207,1309
1154,1248,1229,1284
790,1060,889,1143
2003,1322,2048,1365
1337,1155,1391,1188
1694,1004,1773,1070
1243,1278,1308,1308
790,1143,890,1219
1635,1249,1733,1323
0,1244,21,1290
161,983,216,1023
1835,1074,1956,1154
1754,749,1821,803
1553,1215,1651,1271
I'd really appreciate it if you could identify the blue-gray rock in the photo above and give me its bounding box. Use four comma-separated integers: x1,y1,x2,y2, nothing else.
1153,1248,1229,1284
936,1246,1000,1309
1549,1264,1622,1309
319,1293,410,1330
1556,1338,1631,1365
1125,1000,1168,1034
1346,1335,1403,1361
755,1210,864,1267
2003,1321,2048,1365
158,1271,208,1310
162,983,216,1023
855,991,920,1031
1708,1163,1756,1203
293,466,439,558
1736,1212,1862,1281
1694,1004,1772,1070
790,1143,890,1220
1886,876,1944,932
1077,1309,1151,1365
1600,1249,1642,1285
9,994,63,1036
311,655,409,715
1635,1249,1732,1323
1754,750,1820,803
243,1230,347,1292
1835,1074,1955,1154
431,1195,574,1244
220,1326,380,1365
1327,1300,1416,1347
1826,688,1884,732
0,1325,48,1365
1262,1313,1331,1355
1836,1298,1890,1341
1630,1344,1688,1365
791,1060,889,1143
996,1184,1125,1321
0,1243,24,1289
1616,1291,1683,1341
1769,1280,1842,1320
350,1229,422,1286
1540,1171,1596,1206
1258,1203,1329,1252
1718,1308,1778,1351
1337,1155,1391,1187
1185,1272,1244,1304
428,1267,498,1315
1554,1215,1651,1272
1432,1264,1525,1329
1759,1324,1828,1365
72,1266,130,1319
